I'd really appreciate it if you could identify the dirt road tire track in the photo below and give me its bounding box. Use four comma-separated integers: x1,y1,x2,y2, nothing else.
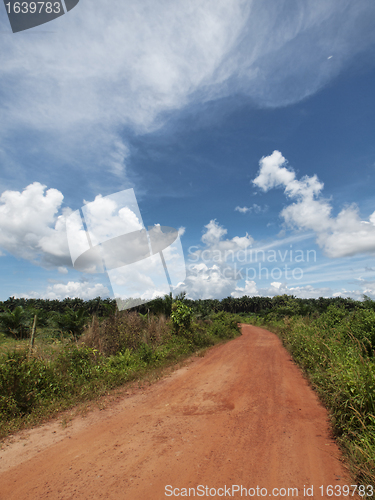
0,325,353,499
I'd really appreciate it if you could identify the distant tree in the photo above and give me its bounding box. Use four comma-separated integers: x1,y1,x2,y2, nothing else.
54,308,89,339
0,306,30,339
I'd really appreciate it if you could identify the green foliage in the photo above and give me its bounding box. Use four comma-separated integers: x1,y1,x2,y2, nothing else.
0,306,30,339
318,304,348,329
53,308,89,339
207,311,241,339
348,309,375,356
171,301,193,332
0,350,57,418
0,296,116,318
55,344,97,380
137,342,155,364
107,348,134,369
362,295,375,312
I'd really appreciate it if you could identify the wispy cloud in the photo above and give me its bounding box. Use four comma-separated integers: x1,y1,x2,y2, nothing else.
1,0,374,180
235,204,266,214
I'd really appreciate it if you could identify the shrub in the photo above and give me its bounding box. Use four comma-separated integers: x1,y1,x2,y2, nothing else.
171,301,193,333
53,308,89,339
208,311,241,339
0,350,57,418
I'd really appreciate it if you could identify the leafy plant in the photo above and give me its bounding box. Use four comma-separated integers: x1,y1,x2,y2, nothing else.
171,301,193,333
0,306,30,339
54,308,89,339
0,350,57,417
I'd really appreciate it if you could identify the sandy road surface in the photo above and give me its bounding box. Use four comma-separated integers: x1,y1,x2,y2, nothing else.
0,325,353,499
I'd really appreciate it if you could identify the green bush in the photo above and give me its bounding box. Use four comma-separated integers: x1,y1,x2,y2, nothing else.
171,301,193,332
137,342,155,364
0,350,57,418
53,308,89,339
208,311,241,339
55,344,98,381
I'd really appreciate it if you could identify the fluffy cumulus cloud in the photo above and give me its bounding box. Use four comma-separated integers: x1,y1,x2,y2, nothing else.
175,216,375,300
0,183,147,271
174,263,238,300
200,219,253,256
232,280,375,300
20,281,111,301
0,182,72,267
232,281,337,299
253,151,375,258
176,219,253,299
178,268,358,300
82,193,143,245
1,0,374,173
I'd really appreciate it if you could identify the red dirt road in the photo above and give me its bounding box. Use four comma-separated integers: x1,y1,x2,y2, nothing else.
0,325,353,499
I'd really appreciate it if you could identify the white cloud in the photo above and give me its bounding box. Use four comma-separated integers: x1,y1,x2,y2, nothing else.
362,281,375,297
82,194,143,245
253,151,296,192
19,281,111,301
179,264,364,299
235,206,251,214
235,204,265,214
231,280,259,298
253,151,375,258
201,219,228,246
1,0,374,174
231,280,344,299
175,263,236,300
0,183,185,307
108,140,130,177
177,216,375,300
0,182,71,267
0,183,146,270
200,219,253,256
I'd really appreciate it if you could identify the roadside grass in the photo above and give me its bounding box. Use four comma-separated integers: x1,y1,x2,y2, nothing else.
246,308,375,487
0,311,240,441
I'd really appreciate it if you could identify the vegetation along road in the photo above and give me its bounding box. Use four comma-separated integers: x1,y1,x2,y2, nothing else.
0,324,356,499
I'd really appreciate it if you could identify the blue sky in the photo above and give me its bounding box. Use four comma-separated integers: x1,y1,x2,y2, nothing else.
0,0,375,301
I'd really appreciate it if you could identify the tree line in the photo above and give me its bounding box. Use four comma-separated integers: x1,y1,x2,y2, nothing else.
1,292,373,321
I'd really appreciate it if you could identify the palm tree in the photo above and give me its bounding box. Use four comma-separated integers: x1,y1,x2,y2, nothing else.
54,308,89,339
0,306,29,339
